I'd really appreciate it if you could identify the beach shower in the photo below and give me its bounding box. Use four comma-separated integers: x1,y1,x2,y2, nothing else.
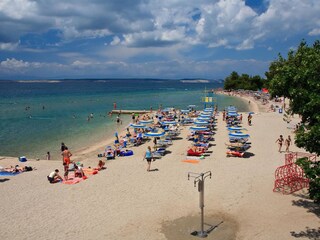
188,171,213,238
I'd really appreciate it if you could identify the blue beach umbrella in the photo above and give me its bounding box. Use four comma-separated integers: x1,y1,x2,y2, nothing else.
227,112,239,117
139,119,154,124
130,124,147,129
200,113,211,117
228,127,246,131
194,121,210,125
200,112,211,115
228,132,250,138
190,126,209,131
161,121,177,125
144,131,165,137
203,109,213,113
197,117,210,121
227,110,237,114
181,110,189,113
227,106,237,111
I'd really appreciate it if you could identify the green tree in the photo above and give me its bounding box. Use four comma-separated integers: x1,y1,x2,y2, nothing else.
224,71,240,90
267,40,320,202
224,71,265,90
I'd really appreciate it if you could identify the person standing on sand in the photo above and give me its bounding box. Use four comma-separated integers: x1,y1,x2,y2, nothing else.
285,136,292,152
239,114,243,123
143,146,153,172
247,113,252,126
131,113,135,123
61,142,66,152
275,135,284,153
62,147,72,180
46,151,51,160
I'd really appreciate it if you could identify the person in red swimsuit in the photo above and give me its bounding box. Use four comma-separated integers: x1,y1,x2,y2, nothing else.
62,147,72,180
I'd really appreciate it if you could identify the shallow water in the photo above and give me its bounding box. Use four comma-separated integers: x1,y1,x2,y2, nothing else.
0,79,249,159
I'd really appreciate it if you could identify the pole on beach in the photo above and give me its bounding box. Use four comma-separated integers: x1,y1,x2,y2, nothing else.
188,171,212,238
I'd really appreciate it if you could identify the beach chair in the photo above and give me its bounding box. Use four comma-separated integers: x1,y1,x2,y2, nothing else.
152,148,166,158
187,148,205,156
226,150,245,157
105,146,116,159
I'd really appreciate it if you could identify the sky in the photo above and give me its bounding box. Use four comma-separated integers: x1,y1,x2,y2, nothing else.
0,0,319,80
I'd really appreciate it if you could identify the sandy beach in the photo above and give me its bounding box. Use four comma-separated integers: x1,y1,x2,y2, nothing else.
0,96,319,240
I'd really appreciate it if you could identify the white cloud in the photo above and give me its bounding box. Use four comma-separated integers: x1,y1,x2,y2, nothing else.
110,36,121,46
0,58,30,69
1,0,320,50
0,0,37,19
0,42,19,51
0,57,269,79
0,0,320,79
309,28,320,36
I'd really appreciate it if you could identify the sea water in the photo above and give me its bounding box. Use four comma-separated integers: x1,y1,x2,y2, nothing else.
0,79,249,159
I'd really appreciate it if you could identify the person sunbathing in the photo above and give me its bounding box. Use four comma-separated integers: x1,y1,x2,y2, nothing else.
190,146,204,153
95,160,106,171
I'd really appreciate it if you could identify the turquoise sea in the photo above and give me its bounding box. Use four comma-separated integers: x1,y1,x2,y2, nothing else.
0,79,249,159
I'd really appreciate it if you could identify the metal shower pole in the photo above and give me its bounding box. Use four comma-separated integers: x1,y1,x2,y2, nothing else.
188,171,212,238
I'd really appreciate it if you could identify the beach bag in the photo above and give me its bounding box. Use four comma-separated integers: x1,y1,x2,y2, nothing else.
25,166,33,171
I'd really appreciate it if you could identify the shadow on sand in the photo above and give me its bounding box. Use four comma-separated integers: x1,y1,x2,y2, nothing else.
290,193,320,239
0,178,10,183
290,227,320,239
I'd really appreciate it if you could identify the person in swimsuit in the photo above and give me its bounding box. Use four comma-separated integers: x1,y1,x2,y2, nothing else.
247,113,252,126
285,135,292,152
95,160,106,171
143,146,153,172
62,147,72,180
275,135,284,152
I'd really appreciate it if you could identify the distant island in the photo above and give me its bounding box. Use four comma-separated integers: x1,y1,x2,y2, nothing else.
180,79,210,83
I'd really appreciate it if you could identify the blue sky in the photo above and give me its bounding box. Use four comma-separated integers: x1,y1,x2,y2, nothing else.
0,0,319,80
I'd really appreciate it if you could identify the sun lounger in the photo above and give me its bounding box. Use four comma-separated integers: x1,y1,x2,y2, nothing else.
187,148,205,156
226,150,245,157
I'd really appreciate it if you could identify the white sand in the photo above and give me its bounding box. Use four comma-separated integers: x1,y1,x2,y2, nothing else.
0,98,319,240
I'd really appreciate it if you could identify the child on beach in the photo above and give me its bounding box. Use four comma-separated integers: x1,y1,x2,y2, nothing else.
275,135,284,152
285,136,292,152
46,151,50,160
143,146,154,172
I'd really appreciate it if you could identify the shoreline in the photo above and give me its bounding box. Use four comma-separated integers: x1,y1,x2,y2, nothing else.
0,94,262,161
1,89,318,240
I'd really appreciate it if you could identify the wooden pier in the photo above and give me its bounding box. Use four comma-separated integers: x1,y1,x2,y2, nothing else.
111,110,152,114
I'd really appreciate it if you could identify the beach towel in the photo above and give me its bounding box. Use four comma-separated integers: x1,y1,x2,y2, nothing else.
83,168,98,175
62,178,81,185
0,172,21,176
181,160,200,164
62,172,87,185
